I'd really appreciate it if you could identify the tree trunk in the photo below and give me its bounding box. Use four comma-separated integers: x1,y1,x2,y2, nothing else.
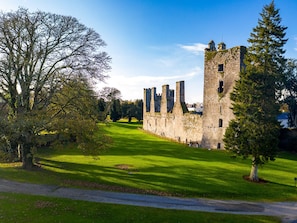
249,157,259,181
21,143,34,169
17,144,22,161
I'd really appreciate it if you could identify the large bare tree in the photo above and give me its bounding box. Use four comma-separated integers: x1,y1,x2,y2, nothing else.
0,8,111,168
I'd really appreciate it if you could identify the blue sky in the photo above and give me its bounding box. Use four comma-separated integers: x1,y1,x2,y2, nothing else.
1,0,296,103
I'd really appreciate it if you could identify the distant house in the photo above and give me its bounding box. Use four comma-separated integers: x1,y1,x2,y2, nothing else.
187,103,203,114
277,112,289,128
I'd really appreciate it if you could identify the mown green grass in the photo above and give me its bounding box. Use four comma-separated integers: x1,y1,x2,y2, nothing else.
0,121,292,222
0,192,280,223
1,122,297,202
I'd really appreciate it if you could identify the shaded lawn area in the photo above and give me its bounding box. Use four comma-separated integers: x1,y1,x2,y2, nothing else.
0,192,281,223
1,122,297,201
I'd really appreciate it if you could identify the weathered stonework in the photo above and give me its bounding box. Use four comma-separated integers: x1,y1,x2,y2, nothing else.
143,81,203,144
143,41,246,149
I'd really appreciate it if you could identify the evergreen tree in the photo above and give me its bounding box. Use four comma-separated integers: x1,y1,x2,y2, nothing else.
121,101,135,122
97,98,107,121
134,99,143,122
110,99,122,122
224,1,287,181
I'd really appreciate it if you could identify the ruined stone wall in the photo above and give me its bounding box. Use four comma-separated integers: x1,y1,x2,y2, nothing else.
143,112,203,144
143,42,246,149
201,42,246,149
143,81,203,144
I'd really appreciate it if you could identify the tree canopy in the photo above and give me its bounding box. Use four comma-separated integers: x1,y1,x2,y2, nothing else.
223,1,287,181
121,99,143,122
0,8,111,168
110,98,122,122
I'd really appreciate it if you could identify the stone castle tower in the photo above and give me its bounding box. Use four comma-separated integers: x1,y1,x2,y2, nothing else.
201,41,246,149
143,41,246,149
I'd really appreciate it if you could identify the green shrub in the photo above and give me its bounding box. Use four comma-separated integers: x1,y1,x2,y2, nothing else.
0,150,15,163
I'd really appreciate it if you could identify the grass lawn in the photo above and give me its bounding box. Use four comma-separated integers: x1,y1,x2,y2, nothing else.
1,121,294,222
0,192,280,223
1,122,297,201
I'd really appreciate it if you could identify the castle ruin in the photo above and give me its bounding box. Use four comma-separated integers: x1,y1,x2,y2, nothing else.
143,41,246,149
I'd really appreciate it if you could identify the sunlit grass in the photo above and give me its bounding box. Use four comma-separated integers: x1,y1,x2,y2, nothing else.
1,122,297,201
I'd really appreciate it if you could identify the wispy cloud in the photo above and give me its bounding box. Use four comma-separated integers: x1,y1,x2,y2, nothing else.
97,43,205,102
179,43,208,55
103,68,201,88
96,66,203,101
154,43,205,68
294,37,297,51
158,57,180,67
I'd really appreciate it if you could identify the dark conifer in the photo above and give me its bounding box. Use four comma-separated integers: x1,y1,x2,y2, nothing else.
224,1,287,181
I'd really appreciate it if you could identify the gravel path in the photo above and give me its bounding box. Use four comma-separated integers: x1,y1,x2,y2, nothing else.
0,178,296,223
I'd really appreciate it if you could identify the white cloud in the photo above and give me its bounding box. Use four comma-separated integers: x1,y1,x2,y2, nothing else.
96,66,203,102
97,43,205,102
101,68,201,89
179,43,208,55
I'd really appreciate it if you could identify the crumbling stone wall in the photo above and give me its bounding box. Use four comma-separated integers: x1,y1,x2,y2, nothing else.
143,42,246,149
143,81,203,144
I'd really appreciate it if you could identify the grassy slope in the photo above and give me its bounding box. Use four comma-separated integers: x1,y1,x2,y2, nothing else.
0,121,292,222
1,122,297,202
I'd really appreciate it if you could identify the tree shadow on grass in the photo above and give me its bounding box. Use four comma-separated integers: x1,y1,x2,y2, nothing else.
266,178,297,189
104,133,231,162
33,157,297,201
277,151,297,162
34,157,189,196
107,122,142,130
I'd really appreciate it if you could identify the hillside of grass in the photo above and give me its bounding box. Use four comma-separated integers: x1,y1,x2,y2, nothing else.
1,122,297,201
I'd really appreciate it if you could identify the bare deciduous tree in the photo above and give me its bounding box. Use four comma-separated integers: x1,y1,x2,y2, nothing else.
0,8,111,169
